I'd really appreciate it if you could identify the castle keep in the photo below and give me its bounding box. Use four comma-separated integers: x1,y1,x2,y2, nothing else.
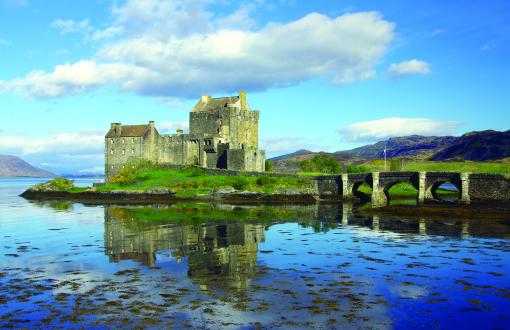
105,91,266,179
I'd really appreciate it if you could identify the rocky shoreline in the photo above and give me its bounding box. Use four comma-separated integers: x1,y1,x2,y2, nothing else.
19,187,323,204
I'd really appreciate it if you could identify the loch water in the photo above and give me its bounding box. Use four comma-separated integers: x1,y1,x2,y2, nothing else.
1,178,510,329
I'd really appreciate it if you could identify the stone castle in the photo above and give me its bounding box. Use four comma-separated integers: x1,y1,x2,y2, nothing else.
105,91,265,179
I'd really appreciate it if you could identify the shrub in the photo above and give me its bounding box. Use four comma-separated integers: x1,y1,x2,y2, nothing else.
110,160,152,185
300,155,340,174
44,178,76,190
347,165,370,173
186,166,206,177
390,158,405,171
265,160,274,172
256,176,277,186
296,177,312,186
232,177,250,190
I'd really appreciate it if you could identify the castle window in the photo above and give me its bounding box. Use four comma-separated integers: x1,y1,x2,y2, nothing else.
131,149,135,154
122,139,125,144
110,139,114,144
122,149,125,155
111,165,114,169
132,138,135,143
110,149,114,154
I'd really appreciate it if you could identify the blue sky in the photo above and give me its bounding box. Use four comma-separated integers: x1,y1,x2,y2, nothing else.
0,0,509,174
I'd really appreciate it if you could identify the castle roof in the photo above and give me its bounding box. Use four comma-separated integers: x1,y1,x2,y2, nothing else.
192,94,250,112
106,124,153,138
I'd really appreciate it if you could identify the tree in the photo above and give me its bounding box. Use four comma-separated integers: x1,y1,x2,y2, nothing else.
299,155,340,174
265,159,274,172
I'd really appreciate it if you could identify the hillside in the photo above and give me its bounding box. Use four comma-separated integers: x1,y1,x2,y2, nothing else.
431,130,510,161
268,129,510,171
347,135,459,159
0,155,56,177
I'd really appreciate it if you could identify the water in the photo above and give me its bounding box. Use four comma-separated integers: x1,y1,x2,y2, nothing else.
1,178,510,329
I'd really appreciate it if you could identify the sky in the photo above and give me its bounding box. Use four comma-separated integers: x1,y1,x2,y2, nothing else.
0,0,509,174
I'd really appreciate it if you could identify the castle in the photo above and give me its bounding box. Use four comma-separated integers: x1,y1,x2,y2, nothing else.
105,91,266,180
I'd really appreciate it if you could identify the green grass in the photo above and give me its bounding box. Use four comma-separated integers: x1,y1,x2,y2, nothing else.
296,171,328,176
110,203,315,225
96,165,313,197
362,159,510,174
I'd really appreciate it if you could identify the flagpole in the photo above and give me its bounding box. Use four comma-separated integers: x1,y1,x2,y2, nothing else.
384,146,387,172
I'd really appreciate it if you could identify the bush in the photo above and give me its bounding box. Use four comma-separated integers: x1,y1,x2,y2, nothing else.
232,177,250,190
346,165,370,173
300,155,340,174
46,178,76,190
390,158,405,171
265,160,274,172
186,166,206,177
110,160,152,185
256,176,277,186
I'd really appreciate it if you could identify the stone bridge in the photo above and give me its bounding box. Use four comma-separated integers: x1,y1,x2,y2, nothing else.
312,172,510,208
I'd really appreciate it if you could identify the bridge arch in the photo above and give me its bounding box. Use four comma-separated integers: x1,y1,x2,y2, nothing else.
382,180,420,206
374,172,420,207
425,179,461,202
351,180,372,202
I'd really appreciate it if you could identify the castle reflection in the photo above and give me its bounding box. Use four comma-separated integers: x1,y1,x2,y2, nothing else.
104,206,267,289
103,203,510,288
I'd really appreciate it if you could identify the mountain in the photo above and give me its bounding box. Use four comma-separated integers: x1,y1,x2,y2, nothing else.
269,149,313,161
346,135,460,159
0,155,56,177
268,130,510,171
430,130,510,161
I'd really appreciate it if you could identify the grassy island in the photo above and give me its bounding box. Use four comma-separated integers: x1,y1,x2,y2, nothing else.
101,163,313,197
24,161,459,203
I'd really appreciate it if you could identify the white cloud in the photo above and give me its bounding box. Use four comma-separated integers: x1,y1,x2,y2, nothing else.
480,43,493,51
50,19,92,35
0,38,11,46
387,59,431,78
432,28,445,36
0,130,105,174
1,0,396,99
214,4,256,30
1,0,27,8
337,117,460,142
90,26,123,41
158,120,189,133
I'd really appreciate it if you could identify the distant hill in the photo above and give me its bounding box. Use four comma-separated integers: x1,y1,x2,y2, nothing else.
0,155,56,177
269,149,313,161
347,135,459,159
268,130,510,171
431,130,510,161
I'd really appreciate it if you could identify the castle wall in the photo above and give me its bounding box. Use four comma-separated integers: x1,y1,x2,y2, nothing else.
105,136,145,178
105,93,265,179
226,148,265,172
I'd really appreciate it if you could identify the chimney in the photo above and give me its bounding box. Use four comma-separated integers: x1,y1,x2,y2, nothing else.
149,121,155,129
111,123,121,136
201,95,211,103
176,129,183,135
240,90,247,111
